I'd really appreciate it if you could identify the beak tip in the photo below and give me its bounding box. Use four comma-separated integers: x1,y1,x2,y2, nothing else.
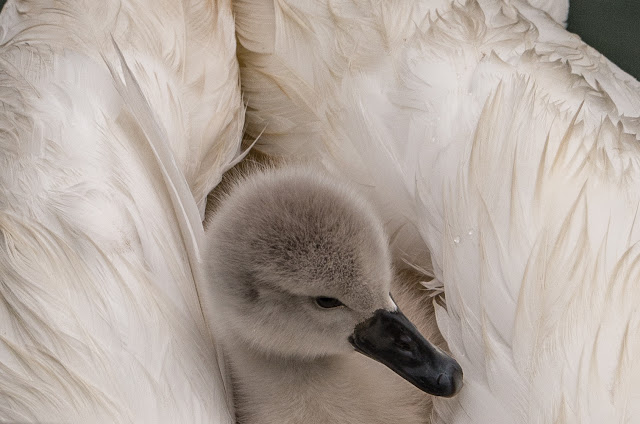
437,361,464,398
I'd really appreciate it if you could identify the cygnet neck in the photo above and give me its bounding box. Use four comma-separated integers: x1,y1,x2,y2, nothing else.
224,331,430,424
227,333,342,375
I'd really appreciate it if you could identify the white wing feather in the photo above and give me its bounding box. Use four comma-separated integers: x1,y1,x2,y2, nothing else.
235,0,640,422
0,0,243,421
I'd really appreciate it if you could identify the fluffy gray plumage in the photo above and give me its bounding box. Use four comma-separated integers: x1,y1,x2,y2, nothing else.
203,167,437,424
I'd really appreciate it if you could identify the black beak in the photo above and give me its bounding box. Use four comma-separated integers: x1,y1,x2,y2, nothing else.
348,308,463,397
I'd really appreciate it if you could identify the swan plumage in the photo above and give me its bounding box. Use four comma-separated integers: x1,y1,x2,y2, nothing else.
526,0,569,26
0,0,242,421
234,0,640,422
203,166,462,424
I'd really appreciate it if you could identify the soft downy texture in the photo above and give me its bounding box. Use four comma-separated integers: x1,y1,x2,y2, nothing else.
204,162,458,424
234,0,640,422
0,0,243,422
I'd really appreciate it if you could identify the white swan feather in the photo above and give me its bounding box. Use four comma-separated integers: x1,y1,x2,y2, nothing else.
234,0,640,422
0,0,243,421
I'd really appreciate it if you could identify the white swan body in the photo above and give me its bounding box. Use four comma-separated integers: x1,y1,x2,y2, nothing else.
0,0,243,421
203,167,462,424
234,0,640,423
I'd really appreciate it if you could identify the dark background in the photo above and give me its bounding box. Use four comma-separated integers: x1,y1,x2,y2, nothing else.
567,0,640,80
0,0,637,80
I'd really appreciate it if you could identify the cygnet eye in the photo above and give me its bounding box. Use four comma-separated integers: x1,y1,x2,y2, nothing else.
315,297,344,309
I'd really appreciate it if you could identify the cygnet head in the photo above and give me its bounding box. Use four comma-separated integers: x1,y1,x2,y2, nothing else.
205,167,462,397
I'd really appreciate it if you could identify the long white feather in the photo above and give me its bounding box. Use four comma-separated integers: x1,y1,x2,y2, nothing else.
234,0,640,422
0,0,243,421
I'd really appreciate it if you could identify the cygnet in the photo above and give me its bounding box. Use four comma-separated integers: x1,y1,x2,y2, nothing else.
204,167,462,424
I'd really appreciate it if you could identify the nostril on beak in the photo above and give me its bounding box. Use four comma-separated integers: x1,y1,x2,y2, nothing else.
394,332,415,353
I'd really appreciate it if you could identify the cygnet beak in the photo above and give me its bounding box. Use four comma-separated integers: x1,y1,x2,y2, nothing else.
348,308,463,397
